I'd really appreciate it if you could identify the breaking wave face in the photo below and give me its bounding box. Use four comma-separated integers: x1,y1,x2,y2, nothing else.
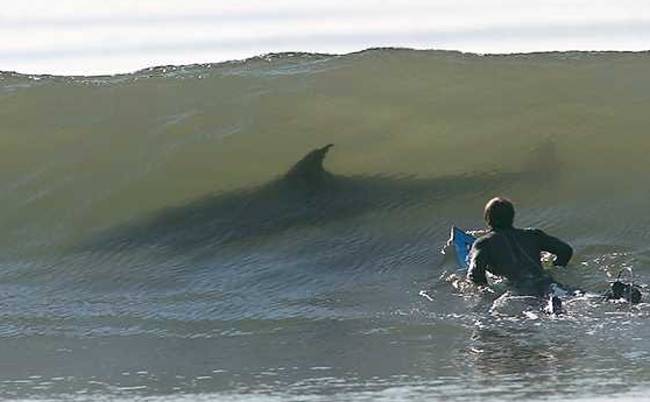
3,49,650,400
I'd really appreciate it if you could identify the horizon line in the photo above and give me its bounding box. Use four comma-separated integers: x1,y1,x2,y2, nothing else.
3,47,650,79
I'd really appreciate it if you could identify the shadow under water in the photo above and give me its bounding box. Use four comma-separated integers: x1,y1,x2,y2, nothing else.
81,142,559,254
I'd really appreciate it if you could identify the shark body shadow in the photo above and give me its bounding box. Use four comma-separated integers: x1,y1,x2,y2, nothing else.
83,144,555,252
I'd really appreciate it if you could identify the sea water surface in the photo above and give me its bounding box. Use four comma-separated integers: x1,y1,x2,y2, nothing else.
1,49,650,400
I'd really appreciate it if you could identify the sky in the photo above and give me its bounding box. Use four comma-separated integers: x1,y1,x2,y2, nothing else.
2,0,650,75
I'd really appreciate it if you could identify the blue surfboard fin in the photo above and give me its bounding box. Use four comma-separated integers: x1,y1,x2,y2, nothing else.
450,226,476,269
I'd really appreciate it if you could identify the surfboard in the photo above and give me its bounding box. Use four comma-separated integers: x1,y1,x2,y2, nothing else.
450,226,476,269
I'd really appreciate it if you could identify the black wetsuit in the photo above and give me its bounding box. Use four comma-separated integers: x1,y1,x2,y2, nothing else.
467,227,573,296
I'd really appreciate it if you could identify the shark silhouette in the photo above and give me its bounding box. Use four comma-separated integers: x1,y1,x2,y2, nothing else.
84,143,555,251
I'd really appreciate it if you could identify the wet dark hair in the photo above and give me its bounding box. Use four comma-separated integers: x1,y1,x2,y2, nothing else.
484,197,515,229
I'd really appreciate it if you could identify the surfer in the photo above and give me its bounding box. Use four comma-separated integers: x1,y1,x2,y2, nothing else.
467,197,573,305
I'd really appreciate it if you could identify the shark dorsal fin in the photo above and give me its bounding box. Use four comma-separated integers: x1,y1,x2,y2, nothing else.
285,144,334,184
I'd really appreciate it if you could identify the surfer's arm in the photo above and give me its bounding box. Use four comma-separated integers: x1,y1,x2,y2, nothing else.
536,230,573,267
467,240,489,285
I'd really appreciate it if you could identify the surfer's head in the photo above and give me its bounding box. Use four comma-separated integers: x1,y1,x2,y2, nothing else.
484,197,514,230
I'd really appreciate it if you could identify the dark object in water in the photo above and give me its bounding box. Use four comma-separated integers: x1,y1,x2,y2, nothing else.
547,295,563,315
605,281,642,304
603,268,642,304
84,144,544,252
